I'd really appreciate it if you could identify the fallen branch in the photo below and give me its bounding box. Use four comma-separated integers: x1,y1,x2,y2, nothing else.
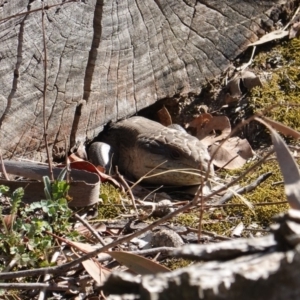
217,172,272,204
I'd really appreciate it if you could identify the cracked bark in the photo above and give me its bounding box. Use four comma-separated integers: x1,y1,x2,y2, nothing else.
0,0,296,160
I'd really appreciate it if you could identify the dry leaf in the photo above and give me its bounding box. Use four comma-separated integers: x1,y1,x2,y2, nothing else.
271,130,300,210
67,160,121,188
226,70,262,101
75,223,106,239
255,117,300,210
255,117,300,209
241,70,262,90
231,222,244,237
189,114,254,169
289,22,300,38
248,29,289,47
188,113,213,128
70,241,102,257
259,116,300,139
0,160,101,207
227,76,242,98
81,259,111,285
209,137,254,170
195,116,231,146
2,215,14,231
68,153,85,163
67,241,111,285
157,106,172,127
224,92,239,104
107,251,170,275
75,141,88,160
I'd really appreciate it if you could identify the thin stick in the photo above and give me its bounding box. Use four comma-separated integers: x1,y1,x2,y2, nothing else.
38,249,61,300
75,214,106,246
65,135,71,184
0,0,77,24
115,166,138,215
41,2,54,180
0,283,68,291
217,172,273,204
206,200,288,208
198,164,205,241
187,227,232,241
0,152,9,180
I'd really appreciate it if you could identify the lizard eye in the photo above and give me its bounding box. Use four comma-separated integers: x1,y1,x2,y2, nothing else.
169,149,181,160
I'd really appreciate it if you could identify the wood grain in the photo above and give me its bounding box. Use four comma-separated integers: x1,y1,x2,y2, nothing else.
0,0,292,159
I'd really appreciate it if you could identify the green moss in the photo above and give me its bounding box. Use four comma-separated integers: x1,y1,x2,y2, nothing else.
250,38,300,130
97,182,127,219
194,38,298,237
226,161,288,223
175,212,199,228
172,157,289,237
202,218,233,235
209,159,288,236
162,258,193,270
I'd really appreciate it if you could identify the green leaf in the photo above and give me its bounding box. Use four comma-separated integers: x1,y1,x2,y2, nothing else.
11,187,24,214
44,187,52,201
26,201,42,212
51,180,69,200
10,246,17,255
57,198,69,209
57,167,67,182
20,253,31,265
0,185,9,196
38,236,52,249
17,244,25,254
43,176,52,200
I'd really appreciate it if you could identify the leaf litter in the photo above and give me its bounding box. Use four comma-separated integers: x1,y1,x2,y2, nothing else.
187,113,254,169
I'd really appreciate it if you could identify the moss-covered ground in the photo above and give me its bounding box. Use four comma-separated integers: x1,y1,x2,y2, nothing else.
175,37,300,237
251,38,300,130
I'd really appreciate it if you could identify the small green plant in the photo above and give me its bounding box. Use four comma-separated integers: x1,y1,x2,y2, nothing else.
0,169,79,270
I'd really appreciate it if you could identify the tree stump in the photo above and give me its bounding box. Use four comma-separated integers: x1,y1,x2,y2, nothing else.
0,0,294,160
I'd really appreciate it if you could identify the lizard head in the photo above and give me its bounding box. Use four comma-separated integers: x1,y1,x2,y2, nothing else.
130,125,214,186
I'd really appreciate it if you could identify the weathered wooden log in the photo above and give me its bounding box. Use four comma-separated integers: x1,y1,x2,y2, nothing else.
102,209,300,299
0,0,295,160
